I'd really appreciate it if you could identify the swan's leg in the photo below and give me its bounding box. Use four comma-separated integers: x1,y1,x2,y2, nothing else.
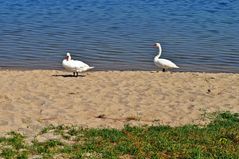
162,68,166,72
76,72,79,77
73,72,75,76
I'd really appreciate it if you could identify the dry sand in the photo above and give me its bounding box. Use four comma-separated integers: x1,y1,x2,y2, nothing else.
0,70,238,136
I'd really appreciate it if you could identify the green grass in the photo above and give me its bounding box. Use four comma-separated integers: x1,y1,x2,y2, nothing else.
0,112,239,158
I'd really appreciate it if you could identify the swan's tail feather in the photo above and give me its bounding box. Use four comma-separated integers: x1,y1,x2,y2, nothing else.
87,66,94,70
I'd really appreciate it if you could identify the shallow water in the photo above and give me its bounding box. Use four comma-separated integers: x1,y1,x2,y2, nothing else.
0,0,239,72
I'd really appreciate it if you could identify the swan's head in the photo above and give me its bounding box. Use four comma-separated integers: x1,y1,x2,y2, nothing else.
64,52,71,61
66,52,71,57
154,43,161,48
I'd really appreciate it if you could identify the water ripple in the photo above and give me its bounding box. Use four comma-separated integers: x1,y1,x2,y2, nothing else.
0,0,238,72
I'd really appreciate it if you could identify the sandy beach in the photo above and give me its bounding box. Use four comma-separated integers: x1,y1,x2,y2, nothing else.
0,70,238,136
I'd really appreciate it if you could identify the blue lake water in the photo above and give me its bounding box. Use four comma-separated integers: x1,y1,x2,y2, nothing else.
0,0,239,72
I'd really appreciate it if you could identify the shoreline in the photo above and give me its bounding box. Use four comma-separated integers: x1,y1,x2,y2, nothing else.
1,67,239,74
0,70,238,137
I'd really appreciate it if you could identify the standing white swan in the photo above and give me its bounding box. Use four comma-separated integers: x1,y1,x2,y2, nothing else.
154,42,179,72
62,52,94,77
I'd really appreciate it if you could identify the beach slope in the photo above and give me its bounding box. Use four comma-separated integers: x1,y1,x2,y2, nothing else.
0,70,238,135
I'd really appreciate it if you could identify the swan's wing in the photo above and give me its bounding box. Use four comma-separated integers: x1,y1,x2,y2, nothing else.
71,60,89,68
157,59,179,68
72,60,94,72
63,59,93,72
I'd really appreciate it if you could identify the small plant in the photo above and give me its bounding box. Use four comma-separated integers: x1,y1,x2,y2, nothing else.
0,132,28,159
0,112,238,158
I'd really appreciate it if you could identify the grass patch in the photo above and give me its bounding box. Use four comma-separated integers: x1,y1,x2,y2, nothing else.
0,112,238,158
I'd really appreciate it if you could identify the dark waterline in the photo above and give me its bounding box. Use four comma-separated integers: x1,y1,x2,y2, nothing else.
0,0,239,73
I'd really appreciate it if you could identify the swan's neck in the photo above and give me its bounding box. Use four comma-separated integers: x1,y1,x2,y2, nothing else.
154,45,162,60
65,56,71,61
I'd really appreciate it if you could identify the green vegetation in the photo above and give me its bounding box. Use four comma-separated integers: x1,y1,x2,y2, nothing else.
0,112,239,158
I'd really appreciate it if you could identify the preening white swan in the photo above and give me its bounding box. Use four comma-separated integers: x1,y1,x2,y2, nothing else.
62,52,94,76
154,42,179,72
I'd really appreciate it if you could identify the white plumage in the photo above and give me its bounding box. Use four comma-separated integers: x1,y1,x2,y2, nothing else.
62,52,94,76
154,42,179,72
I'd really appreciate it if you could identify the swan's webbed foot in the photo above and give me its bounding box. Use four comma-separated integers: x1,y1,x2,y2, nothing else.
73,72,85,77
73,72,79,77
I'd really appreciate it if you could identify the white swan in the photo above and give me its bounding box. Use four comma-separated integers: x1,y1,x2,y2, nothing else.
62,52,94,76
154,42,179,72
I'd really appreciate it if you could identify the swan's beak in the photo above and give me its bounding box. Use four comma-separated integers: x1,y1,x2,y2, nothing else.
153,44,157,48
64,56,69,60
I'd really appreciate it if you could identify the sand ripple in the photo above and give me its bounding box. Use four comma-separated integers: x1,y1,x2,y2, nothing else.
0,70,238,136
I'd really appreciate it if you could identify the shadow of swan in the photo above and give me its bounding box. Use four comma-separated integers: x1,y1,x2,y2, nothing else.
52,74,85,78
